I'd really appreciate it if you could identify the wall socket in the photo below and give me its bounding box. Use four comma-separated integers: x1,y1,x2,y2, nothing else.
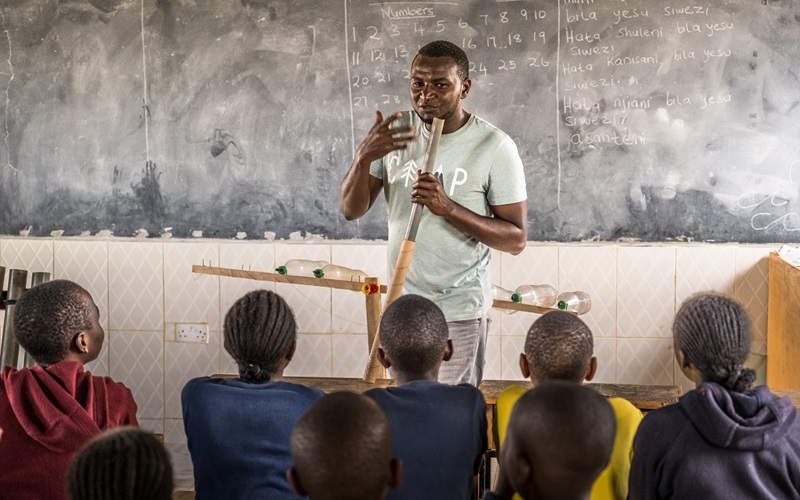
175,323,209,344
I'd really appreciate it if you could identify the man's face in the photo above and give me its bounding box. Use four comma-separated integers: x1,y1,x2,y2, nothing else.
409,55,469,125
81,293,105,362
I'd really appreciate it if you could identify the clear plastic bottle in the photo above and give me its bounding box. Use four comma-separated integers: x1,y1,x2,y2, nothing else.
492,285,517,314
556,291,592,314
313,264,368,282
511,284,558,307
275,259,328,277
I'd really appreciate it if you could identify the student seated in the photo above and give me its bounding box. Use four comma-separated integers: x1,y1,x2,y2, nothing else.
629,293,800,499
68,427,173,500
363,294,488,500
288,391,401,500
182,289,324,500
0,280,138,500
495,311,642,500
486,380,616,500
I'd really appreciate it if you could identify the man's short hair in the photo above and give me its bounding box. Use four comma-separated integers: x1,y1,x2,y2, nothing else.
509,380,616,497
417,40,469,81
524,311,593,382
291,392,394,500
14,280,92,366
379,294,448,376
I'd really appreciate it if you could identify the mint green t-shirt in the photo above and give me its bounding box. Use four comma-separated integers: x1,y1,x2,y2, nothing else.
370,113,527,321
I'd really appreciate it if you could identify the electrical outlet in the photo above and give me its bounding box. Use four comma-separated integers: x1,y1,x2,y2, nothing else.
175,323,209,344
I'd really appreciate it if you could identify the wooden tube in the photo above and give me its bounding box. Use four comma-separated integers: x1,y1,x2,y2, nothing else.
363,117,445,383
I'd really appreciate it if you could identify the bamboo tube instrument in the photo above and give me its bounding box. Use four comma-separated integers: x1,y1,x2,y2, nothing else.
363,117,445,383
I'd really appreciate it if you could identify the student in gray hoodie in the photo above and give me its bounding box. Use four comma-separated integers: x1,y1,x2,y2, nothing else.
629,293,800,500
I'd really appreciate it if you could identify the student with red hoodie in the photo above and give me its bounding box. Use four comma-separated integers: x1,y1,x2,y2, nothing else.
0,280,138,500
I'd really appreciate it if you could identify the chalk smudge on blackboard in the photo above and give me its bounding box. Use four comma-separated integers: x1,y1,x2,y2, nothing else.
131,160,166,225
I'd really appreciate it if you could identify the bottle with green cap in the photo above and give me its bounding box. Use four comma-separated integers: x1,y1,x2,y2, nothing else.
313,264,368,282
512,284,557,307
275,259,328,277
492,285,517,315
556,291,592,314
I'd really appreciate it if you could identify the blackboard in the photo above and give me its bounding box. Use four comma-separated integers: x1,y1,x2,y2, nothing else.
1,0,799,242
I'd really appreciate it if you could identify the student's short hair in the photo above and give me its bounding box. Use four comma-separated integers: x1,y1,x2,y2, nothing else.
379,294,448,376
673,293,756,392
14,280,93,366
524,311,593,382
417,40,469,81
510,380,615,495
68,427,173,500
291,392,393,500
223,290,297,382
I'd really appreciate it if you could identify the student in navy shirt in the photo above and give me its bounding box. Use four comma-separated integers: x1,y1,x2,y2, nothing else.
364,294,488,500
182,290,323,500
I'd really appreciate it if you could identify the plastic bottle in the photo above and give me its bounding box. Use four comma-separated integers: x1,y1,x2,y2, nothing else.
313,264,368,282
511,284,558,307
556,291,592,314
491,285,517,314
275,259,328,277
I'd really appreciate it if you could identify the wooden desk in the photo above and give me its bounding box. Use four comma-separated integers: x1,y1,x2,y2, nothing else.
212,375,681,411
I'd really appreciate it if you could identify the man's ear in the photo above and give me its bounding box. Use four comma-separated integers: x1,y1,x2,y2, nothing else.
584,356,598,382
377,347,392,369
442,339,454,362
500,438,532,495
460,78,471,99
73,332,89,354
388,458,403,489
287,467,308,496
518,353,531,380
285,340,297,362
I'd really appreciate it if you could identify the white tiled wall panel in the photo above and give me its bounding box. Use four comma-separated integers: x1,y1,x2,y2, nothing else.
109,330,164,420
616,246,675,338
559,246,617,338
108,241,164,331
675,246,736,306
0,238,54,288
0,238,780,439
164,242,220,332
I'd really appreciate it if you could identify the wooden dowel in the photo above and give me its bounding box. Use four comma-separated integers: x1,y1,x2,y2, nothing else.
192,265,386,293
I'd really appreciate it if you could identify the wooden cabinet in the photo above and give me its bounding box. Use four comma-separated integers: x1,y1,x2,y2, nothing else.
767,252,800,389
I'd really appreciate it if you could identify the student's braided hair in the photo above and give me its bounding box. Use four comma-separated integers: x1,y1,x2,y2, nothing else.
418,40,470,81
673,293,756,392
14,280,93,366
68,427,173,500
224,289,297,383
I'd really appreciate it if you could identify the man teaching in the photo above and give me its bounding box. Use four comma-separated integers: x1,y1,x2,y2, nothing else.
340,40,528,386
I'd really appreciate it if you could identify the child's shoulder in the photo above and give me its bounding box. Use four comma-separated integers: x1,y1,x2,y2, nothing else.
607,396,644,421
497,384,528,410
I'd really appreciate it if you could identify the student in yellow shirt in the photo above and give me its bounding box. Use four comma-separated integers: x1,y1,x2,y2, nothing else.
495,311,643,500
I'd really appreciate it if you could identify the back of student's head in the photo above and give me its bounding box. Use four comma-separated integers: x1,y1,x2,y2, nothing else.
673,292,756,392
290,391,398,500
14,280,92,366
379,294,448,376
505,380,615,500
68,427,173,500
524,311,593,383
224,289,296,382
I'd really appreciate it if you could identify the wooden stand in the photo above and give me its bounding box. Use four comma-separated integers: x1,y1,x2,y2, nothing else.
767,252,800,389
193,265,565,383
